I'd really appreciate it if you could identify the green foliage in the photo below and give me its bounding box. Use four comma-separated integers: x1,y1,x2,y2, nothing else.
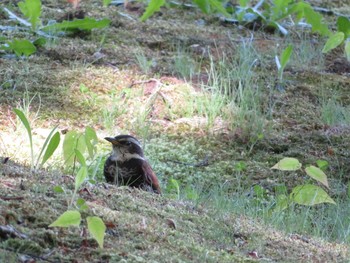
271,157,301,171
322,16,350,61
140,0,165,21
62,127,98,168
18,0,42,30
271,157,335,208
290,184,335,206
49,210,81,227
193,0,230,16
0,39,37,57
41,18,111,34
102,0,112,7
275,44,293,83
13,108,60,171
87,216,106,249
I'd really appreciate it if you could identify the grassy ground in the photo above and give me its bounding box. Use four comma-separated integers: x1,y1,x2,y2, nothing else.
1,0,350,262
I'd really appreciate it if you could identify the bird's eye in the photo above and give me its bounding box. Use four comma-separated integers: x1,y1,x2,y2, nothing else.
125,141,131,146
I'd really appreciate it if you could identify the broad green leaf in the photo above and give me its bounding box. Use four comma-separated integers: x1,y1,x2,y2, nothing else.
18,0,41,30
103,0,112,7
87,216,106,249
14,108,33,167
63,131,86,166
316,160,328,171
303,6,330,36
40,131,60,167
345,39,350,61
290,184,336,206
7,39,36,57
271,157,301,171
49,210,81,227
140,0,165,21
74,149,86,167
42,18,111,33
53,185,65,193
193,0,210,14
85,127,98,159
280,44,293,69
337,16,350,38
208,0,230,17
322,32,345,53
305,166,329,188
239,0,249,7
75,166,88,191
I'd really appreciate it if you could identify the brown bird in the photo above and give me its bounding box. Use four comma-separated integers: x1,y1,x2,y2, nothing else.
104,135,161,194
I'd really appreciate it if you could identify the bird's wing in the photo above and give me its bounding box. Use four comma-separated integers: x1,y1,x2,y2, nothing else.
142,161,161,194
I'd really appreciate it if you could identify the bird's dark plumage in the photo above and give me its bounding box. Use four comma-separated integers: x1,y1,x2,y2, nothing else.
104,135,161,194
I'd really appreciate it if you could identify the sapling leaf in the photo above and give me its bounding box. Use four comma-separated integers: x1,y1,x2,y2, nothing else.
316,160,328,171
36,126,58,168
140,0,165,21
14,108,34,169
303,6,330,36
305,165,329,188
74,149,86,167
6,39,36,57
49,210,81,227
63,131,86,166
18,0,42,30
75,165,88,191
87,216,106,249
271,157,301,171
85,127,98,159
345,39,350,61
322,32,345,53
53,185,65,193
290,184,335,206
41,18,111,33
280,44,293,69
337,16,350,38
41,131,60,167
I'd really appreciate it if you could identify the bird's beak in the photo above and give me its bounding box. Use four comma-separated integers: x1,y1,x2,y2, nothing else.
104,137,120,145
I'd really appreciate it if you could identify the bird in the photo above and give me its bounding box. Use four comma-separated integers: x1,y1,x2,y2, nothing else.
104,135,161,194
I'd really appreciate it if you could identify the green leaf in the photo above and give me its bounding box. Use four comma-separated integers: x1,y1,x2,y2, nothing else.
322,32,345,53
140,0,165,21
103,0,112,7
305,165,329,188
280,44,293,69
37,128,60,168
208,0,230,17
193,0,210,14
63,131,86,166
75,166,88,191
85,127,98,159
303,6,330,36
41,18,111,33
337,16,350,38
40,131,60,166
13,108,34,168
53,185,65,193
74,149,86,167
18,0,41,30
271,157,301,171
49,210,81,227
345,39,350,61
87,216,106,249
290,184,336,206
316,160,328,171
7,39,36,57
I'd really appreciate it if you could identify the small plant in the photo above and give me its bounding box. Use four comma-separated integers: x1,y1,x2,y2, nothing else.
275,44,293,89
271,157,335,212
13,108,60,171
1,0,110,57
322,16,350,61
50,127,106,249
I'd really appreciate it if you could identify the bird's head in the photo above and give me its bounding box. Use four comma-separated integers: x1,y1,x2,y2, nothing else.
105,135,144,161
